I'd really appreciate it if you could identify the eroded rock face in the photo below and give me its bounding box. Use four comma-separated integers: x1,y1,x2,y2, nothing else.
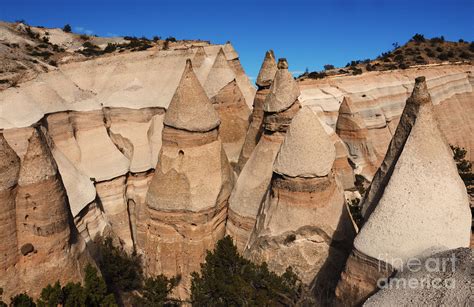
364,248,472,306
1,127,84,299
335,77,471,305
227,58,301,251
139,60,234,299
0,133,21,272
298,65,474,177
336,97,380,180
245,107,355,292
236,50,278,174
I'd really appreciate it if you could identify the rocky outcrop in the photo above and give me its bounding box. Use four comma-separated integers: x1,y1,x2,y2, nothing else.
1,127,85,299
336,97,380,180
245,107,355,292
364,248,472,306
236,50,277,173
206,49,251,166
335,77,471,305
226,58,301,251
299,65,474,179
139,59,234,298
0,133,20,274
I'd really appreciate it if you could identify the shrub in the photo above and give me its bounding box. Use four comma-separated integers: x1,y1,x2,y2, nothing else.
324,64,335,70
152,36,160,41
165,36,177,42
191,236,304,306
307,71,326,79
10,293,35,307
134,275,180,307
104,43,117,53
412,33,425,43
469,42,474,52
63,24,72,33
393,54,404,62
351,67,363,75
438,53,449,61
436,46,444,52
95,237,143,293
347,198,363,228
450,145,473,196
79,34,89,41
163,40,170,50
431,36,445,43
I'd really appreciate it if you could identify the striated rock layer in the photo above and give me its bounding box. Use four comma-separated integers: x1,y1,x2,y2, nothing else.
227,58,301,251
299,64,474,178
0,127,85,299
139,60,234,298
236,50,277,173
245,107,355,294
335,77,471,305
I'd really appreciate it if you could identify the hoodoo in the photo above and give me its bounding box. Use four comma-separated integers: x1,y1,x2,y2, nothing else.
335,97,380,180
245,107,355,290
205,48,251,166
236,50,278,173
335,77,471,305
226,58,301,251
140,59,234,298
2,127,84,298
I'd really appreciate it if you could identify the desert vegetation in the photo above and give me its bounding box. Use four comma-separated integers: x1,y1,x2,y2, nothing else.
299,34,473,80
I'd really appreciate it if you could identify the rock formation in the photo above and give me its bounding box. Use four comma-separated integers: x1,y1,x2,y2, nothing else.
226,58,301,251
0,132,20,276
364,248,472,306
298,65,474,176
335,77,471,305
0,126,84,299
236,50,278,173
205,48,251,166
245,107,355,291
139,59,234,298
336,97,380,180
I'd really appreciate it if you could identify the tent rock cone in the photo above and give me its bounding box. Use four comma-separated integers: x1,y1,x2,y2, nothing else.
236,50,278,174
335,77,471,306
226,58,301,251
139,59,234,299
244,107,355,293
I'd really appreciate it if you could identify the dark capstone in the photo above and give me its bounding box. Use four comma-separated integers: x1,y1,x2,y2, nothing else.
20,243,34,256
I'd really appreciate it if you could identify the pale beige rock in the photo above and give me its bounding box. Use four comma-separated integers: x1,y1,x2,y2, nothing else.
140,62,234,298
204,48,236,99
164,59,220,132
355,77,471,265
256,50,277,88
245,106,355,288
336,97,380,180
0,133,20,271
264,59,301,112
274,106,336,178
210,79,251,165
3,127,84,299
336,77,471,306
227,61,301,250
236,50,277,173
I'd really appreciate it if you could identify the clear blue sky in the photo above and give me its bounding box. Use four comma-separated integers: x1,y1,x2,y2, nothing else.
2,0,473,79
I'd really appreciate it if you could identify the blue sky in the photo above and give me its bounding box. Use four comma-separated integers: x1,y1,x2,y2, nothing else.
2,0,473,79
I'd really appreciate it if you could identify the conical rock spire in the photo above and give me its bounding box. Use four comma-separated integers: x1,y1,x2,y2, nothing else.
274,107,336,177
164,59,220,132
204,48,236,98
256,50,277,88
354,76,470,267
264,58,300,112
192,46,207,67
